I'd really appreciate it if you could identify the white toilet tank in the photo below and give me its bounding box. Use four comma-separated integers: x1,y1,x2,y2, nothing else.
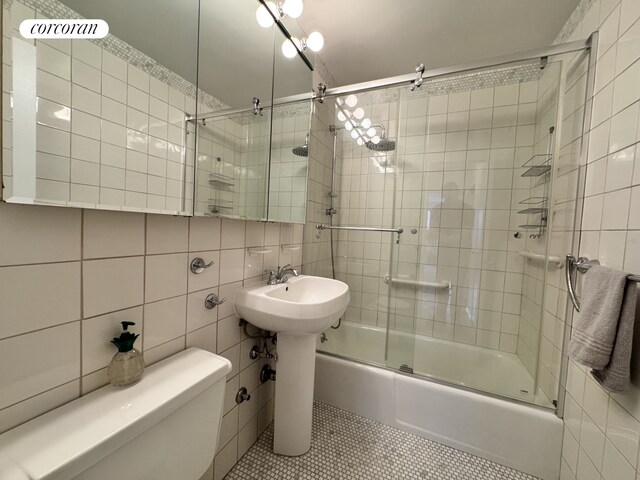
0,348,232,480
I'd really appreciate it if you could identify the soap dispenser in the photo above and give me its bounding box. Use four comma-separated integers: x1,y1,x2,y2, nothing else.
107,321,145,386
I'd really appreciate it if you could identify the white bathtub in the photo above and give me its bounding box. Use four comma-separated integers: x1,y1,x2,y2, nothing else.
314,323,562,480
317,322,553,406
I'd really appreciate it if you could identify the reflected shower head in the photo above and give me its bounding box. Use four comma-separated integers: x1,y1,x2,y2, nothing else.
365,137,396,152
292,134,309,157
292,144,308,157
364,123,396,152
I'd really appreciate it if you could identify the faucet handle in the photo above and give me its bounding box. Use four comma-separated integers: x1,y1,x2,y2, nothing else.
264,268,277,285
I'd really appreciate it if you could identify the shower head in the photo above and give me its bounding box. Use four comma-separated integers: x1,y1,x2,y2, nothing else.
365,137,396,152
292,144,308,157
292,135,309,157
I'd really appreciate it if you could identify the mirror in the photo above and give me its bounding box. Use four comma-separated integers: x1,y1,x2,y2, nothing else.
2,0,200,214
193,4,313,223
267,21,313,224
193,1,275,220
2,0,314,222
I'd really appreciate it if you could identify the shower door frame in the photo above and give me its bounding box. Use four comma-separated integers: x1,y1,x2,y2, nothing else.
312,35,597,417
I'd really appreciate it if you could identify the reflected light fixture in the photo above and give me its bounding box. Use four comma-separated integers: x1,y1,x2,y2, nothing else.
345,95,358,108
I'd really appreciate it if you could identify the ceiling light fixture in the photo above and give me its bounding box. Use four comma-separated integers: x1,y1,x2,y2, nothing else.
282,0,304,19
255,1,278,28
281,37,301,59
305,31,324,52
256,1,325,57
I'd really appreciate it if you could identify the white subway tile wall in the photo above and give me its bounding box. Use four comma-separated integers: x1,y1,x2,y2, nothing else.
0,203,303,480
301,99,335,279
269,106,311,223
195,113,270,219
330,80,546,359
555,1,640,480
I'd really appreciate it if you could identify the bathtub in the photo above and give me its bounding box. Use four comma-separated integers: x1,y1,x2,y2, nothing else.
314,323,562,480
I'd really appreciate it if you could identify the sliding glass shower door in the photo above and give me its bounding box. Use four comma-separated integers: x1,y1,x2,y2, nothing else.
312,48,590,409
384,60,566,407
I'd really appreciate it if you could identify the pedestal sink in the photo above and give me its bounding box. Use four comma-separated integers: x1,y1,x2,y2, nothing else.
233,275,349,456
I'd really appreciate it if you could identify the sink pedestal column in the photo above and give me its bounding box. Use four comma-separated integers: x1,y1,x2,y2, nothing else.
273,333,316,456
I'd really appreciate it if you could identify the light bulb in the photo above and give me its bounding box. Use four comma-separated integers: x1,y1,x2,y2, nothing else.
345,95,358,108
337,111,346,122
361,118,371,129
306,31,324,52
350,129,359,139
344,120,354,131
256,2,277,28
372,135,381,144
353,107,365,119
367,127,376,137
282,0,303,18
281,37,301,59
356,138,364,146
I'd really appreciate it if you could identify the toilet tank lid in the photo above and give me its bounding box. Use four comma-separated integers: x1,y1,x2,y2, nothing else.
0,348,232,480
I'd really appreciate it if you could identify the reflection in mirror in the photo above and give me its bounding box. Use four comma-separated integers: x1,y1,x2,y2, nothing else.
268,101,311,224
2,0,200,215
194,108,271,220
198,0,275,111
267,21,313,224
193,0,276,220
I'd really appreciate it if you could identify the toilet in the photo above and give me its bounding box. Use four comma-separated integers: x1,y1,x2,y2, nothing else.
0,348,232,480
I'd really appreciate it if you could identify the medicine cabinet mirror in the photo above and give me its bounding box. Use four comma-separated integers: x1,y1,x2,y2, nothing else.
2,0,313,224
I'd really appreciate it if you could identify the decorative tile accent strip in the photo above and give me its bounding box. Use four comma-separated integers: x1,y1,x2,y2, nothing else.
16,0,229,112
418,62,541,96
554,0,597,43
225,402,540,480
323,62,542,106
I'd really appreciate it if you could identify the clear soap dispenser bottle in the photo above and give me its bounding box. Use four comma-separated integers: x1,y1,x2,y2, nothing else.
107,321,145,386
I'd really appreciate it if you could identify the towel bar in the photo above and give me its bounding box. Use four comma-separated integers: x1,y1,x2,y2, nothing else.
565,255,640,311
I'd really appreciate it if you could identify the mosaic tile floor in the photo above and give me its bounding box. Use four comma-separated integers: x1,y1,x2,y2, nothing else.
225,402,539,480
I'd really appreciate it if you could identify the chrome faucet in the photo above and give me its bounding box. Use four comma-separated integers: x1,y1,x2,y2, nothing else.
265,265,299,285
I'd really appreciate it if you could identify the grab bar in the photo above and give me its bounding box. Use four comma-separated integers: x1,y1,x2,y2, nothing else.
316,224,404,243
518,250,564,267
565,254,640,311
384,275,451,290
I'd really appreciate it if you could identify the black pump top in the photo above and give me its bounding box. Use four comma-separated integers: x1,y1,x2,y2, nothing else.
111,321,140,352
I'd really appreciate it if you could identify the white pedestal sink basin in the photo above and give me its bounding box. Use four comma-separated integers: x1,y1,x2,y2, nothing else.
233,275,349,456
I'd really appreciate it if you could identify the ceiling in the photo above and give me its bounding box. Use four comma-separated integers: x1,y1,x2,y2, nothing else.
60,1,580,106
297,0,581,86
